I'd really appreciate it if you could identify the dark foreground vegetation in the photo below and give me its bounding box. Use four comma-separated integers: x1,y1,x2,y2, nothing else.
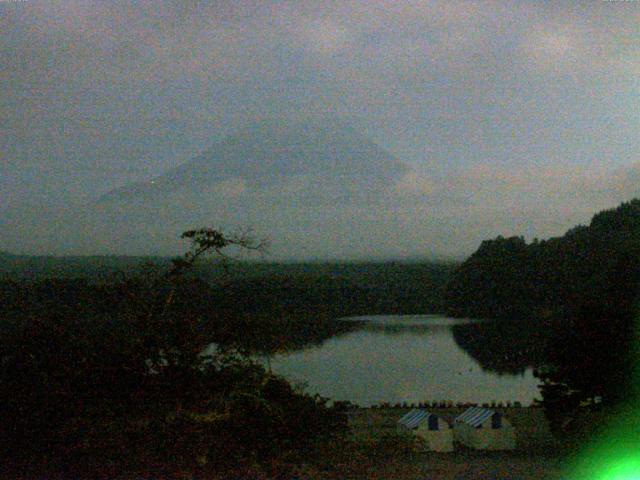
0,232,454,478
444,199,640,442
0,231,351,479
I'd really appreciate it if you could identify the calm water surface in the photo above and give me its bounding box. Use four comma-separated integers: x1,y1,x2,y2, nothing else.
267,315,541,406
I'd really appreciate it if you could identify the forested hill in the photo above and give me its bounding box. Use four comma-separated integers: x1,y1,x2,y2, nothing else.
444,199,640,321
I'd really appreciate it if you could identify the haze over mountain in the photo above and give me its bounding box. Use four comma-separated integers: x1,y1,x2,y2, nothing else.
4,119,432,259
1,116,639,259
99,118,408,204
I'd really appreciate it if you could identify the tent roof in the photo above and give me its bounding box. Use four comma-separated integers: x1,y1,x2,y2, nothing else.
398,409,447,430
455,407,497,427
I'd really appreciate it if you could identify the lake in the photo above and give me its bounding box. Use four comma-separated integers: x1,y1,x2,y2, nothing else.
265,315,542,407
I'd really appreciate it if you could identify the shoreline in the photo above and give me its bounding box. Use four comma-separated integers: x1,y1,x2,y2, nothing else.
349,405,558,450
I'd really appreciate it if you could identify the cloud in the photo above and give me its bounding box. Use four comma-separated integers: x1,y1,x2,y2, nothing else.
210,177,247,197
2,161,639,258
522,27,576,71
295,18,353,55
394,172,437,196
1,1,639,258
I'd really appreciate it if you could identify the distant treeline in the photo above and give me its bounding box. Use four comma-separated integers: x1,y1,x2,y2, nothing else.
0,259,456,317
0,252,163,279
0,261,456,359
209,263,456,318
444,199,640,323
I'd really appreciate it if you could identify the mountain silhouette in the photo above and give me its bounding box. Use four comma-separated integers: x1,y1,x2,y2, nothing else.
99,118,408,203
48,118,420,258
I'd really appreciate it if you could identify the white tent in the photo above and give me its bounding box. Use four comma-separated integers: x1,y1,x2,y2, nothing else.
453,407,516,450
397,409,454,452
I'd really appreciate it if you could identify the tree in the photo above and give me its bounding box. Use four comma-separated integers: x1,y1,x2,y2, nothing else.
131,228,266,379
0,228,348,478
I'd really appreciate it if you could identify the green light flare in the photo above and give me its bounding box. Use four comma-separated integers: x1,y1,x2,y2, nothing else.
564,314,640,479
567,437,640,479
600,458,640,479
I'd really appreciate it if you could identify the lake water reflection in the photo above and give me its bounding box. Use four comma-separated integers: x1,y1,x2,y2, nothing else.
267,315,542,406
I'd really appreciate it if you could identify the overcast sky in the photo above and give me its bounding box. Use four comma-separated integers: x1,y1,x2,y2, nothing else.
1,1,639,257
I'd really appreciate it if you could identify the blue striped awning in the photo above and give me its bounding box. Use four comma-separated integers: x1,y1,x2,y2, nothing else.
397,409,442,430
455,407,495,428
